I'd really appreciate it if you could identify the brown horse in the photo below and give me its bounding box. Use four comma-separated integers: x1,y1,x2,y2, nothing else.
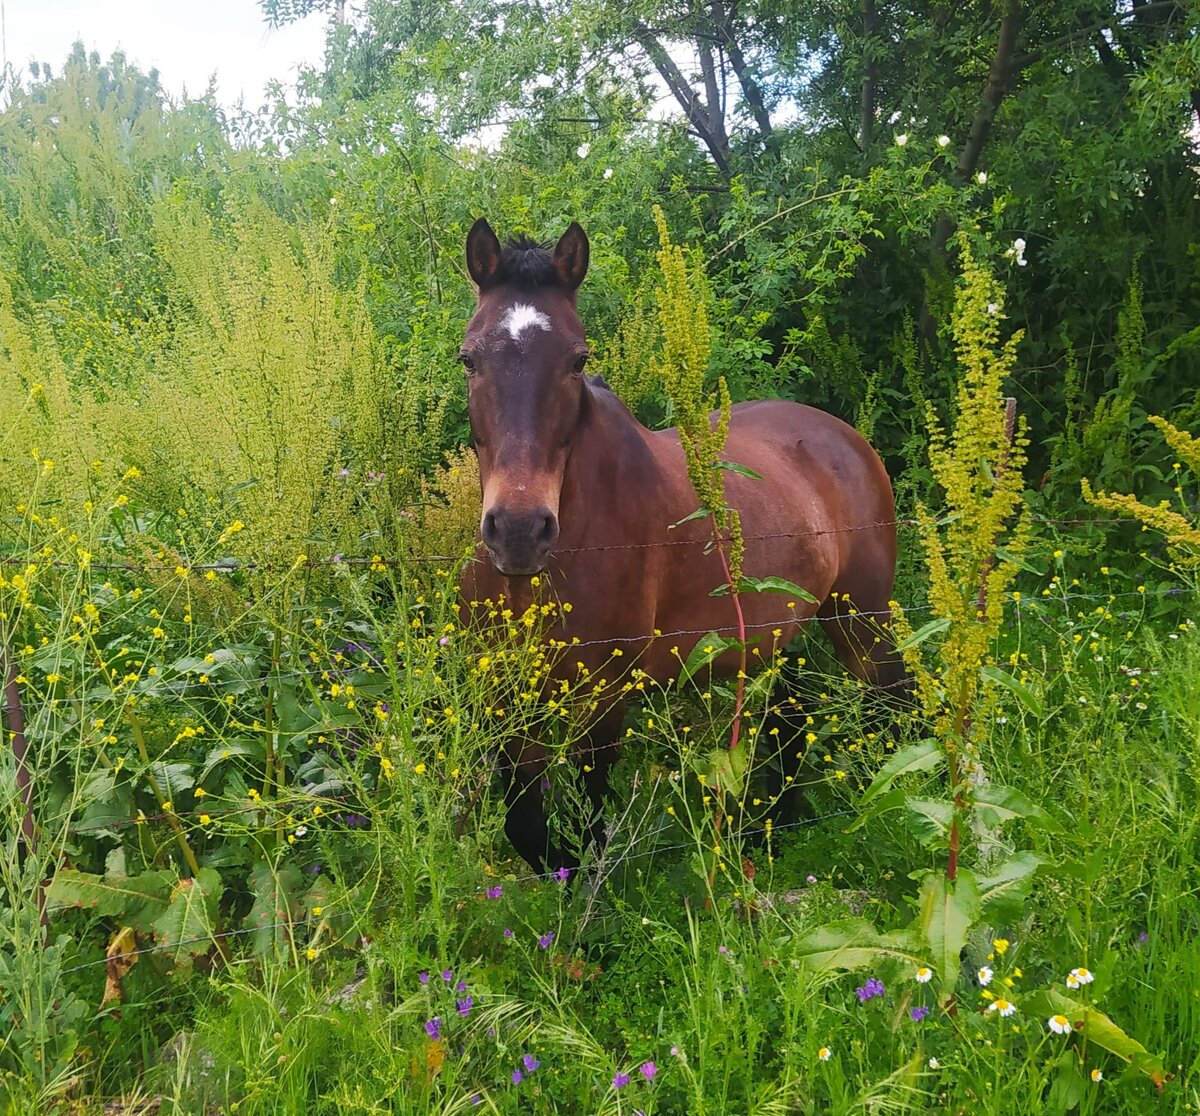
459,218,906,873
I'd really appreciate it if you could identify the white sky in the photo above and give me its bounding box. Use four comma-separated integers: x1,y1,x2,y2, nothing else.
1,0,329,108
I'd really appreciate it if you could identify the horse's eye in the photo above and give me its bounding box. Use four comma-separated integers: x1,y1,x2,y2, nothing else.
571,353,589,376
459,351,476,374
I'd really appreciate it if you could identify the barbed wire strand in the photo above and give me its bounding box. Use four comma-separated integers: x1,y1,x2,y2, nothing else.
3,583,1194,720
0,514,1148,574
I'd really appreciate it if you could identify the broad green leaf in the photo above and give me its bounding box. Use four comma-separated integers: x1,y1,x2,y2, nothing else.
973,784,1061,831
981,664,1044,718
669,506,711,529
199,740,262,780
680,633,737,682
844,786,908,832
861,739,943,806
703,744,749,798
47,868,174,934
1023,987,1167,1087
917,870,981,1007
246,861,305,956
976,852,1044,925
792,918,922,972
151,868,223,975
711,459,764,480
894,617,950,653
149,761,195,802
1045,1049,1085,1114
739,575,820,603
904,797,956,847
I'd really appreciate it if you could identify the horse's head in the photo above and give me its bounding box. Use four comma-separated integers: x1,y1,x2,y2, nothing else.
462,218,591,576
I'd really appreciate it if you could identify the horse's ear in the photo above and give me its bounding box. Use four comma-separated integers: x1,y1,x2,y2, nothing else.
552,222,589,292
466,218,503,289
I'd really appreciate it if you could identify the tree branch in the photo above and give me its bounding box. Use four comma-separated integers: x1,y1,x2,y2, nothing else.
860,0,878,153
633,21,731,175
709,0,774,145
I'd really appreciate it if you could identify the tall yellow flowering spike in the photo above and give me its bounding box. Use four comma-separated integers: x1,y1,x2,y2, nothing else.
892,240,1030,741
1083,416,1200,566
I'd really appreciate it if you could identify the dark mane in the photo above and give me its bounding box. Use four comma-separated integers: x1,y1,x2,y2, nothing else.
495,237,560,290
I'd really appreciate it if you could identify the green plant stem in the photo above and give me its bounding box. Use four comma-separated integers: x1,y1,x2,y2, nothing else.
713,532,748,751
127,706,203,877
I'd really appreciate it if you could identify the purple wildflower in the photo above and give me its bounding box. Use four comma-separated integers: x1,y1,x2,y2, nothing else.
503,928,514,939
640,1061,657,1082
910,1006,930,1022
486,885,503,899
438,635,450,647
719,945,728,955
522,1054,540,1073
855,977,885,1002
441,968,453,982
552,866,571,883
424,1018,442,1040
418,971,430,985
511,1069,523,1085
457,997,474,1017
806,874,818,884
613,1071,630,1089
456,980,467,993
538,931,555,950
470,1096,481,1106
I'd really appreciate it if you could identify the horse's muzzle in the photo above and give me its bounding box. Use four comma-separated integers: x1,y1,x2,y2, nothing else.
481,504,559,576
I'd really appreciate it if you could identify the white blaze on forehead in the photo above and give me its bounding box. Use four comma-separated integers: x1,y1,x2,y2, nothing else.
500,302,552,341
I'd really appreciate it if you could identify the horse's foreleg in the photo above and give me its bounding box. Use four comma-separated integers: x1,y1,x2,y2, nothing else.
819,575,912,703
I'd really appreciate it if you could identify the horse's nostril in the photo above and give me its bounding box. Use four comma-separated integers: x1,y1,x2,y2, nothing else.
482,511,499,545
537,514,557,545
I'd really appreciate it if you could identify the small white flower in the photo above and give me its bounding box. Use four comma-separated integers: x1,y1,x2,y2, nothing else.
928,1056,940,1069
1069,966,1095,986
976,171,988,185
1008,236,1028,266
915,966,933,984
895,133,909,147
937,134,951,148
987,997,1016,1017
986,302,1000,316
603,167,613,179
294,825,308,837
577,142,590,159
818,1046,831,1061
1090,1068,1103,1082
1048,1014,1071,1035
977,966,994,986
1066,972,1080,989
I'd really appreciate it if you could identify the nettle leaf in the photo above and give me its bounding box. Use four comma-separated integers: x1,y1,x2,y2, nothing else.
973,785,1061,832
680,633,737,682
47,869,174,935
861,740,943,806
151,868,223,976
981,664,1044,718
1023,988,1167,1088
917,870,981,1007
246,860,305,956
976,852,1044,925
793,918,923,972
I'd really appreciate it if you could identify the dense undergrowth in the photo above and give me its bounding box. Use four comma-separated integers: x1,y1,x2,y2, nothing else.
3,32,1200,1116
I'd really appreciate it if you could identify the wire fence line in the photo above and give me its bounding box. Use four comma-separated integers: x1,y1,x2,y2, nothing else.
54,807,858,980
0,513,1148,575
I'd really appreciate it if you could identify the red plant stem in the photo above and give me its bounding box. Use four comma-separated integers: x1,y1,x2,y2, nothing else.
713,533,748,751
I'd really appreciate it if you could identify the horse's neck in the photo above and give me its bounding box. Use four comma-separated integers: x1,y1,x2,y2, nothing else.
557,384,663,541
